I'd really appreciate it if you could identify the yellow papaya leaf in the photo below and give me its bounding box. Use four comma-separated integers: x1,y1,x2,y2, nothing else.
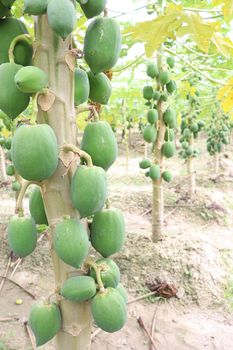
217,78,233,112
1,128,10,138
211,33,233,58
213,0,233,22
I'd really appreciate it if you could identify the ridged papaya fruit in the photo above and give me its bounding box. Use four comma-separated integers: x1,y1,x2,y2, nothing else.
182,141,189,149
190,123,199,133
0,63,30,119
164,128,174,142
74,68,90,106
23,0,48,15
60,276,96,303
186,146,193,157
139,159,151,169
14,66,48,93
53,218,89,269
80,0,107,18
88,71,112,105
160,92,168,102
90,209,125,257
163,108,176,129
29,301,61,346
84,17,121,74
167,56,175,68
183,128,191,139
147,109,158,124
12,180,21,191
166,80,176,94
47,0,76,40
12,124,59,181
29,186,48,225
146,62,159,79
7,216,37,257
91,287,127,333
81,121,117,171
162,141,175,158
159,71,170,85
6,164,14,176
162,170,172,182
89,258,120,288
143,125,157,143
143,86,153,100
0,18,33,66
153,91,160,101
149,164,160,180
71,165,108,218
116,283,128,303
0,2,10,18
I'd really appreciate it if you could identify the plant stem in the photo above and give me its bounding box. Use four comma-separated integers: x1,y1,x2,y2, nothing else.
85,260,105,293
62,143,93,167
8,34,32,63
15,180,32,215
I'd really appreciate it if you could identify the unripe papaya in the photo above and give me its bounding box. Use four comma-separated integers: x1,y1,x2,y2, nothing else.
71,165,108,218
159,71,170,85
164,128,174,142
0,2,10,18
14,66,48,93
143,86,153,100
23,0,48,15
149,164,160,180
12,180,20,191
74,68,90,106
163,108,176,129
160,92,168,102
81,121,117,170
12,124,59,181
147,109,158,124
162,170,172,182
0,0,15,6
146,62,159,79
186,146,193,157
29,301,61,346
153,91,160,101
29,186,48,225
139,159,151,169
166,80,176,94
190,123,199,133
0,18,33,66
116,283,128,303
84,17,121,74
7,216,37,257
90,209,125,257
88,71,112,105
60,276,96,303
182,141,189,149
91,287,127,333
6,164,14,176
0,137,4,146
162,141,175,158
80,0,107,18
143,125,157,143
167,56,175,68
0,63,30,119
89,258,120,288
4,136,11,149
53,218,89,269
47,0,76,40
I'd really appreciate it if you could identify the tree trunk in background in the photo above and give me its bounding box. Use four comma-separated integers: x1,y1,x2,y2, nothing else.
214,152,220,175
0,146,7,182
187,135,195,198
34,15,91,350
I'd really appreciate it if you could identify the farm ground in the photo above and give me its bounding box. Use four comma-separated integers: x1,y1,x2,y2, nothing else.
0,133,233,350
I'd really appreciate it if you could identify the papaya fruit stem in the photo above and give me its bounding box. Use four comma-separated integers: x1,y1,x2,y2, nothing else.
15,180,33,216
85,260,105,293
62,143,93,167
8,34,33,64
105,198,111,209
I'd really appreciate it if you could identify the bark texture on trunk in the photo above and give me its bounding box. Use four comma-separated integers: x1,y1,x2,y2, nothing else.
214,152,220,175
0,145,7,181
187,136,195,199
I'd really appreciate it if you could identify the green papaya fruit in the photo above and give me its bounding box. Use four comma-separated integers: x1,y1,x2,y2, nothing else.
143,86,153,100
153,91,160,101
80,0,107,18
163,108,176,129
182,141,189,149
7,149,12,160
89,258,120,288
147,109,158,124
74,68,90,106
162,141,175,158
162,170,172,182
143,125,157,143
146,62,159,79
186,146,193,157
7,216,37,257
166,80,176,94
77,0,88,3
0,137,4,146
139,159,151,169
116,283,128,303
159,71,170,85
81,121,117,171
23,0,48,15
164,128,174,142
53,218,89,268
12,180,21,191
0,2,10,18
167,56,175,68
84,17,121,74
29,301,61,346
183,128,191,139
47,0,76,40
0,0,15,6
88,71,112,105
29,186,48,225
160,92,168,102
181,119,187,132
149,164,160,180
190,123,199,133
0,18,33,66
4,136,11,149
60,276,96,303
0,63,30,119
90,209,125,257
14,66,48,93
12,124,59,181
6,164,14,176
71,165,108,218
91,287,127,333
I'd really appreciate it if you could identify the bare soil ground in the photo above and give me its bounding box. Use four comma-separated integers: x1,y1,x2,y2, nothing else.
0,134,233,350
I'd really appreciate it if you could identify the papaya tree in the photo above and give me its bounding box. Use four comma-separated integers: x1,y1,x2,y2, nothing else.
0,0,127,349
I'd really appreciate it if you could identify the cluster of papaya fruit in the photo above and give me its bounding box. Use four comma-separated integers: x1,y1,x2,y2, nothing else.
207,113,230,156
179,113,204,159
139,57,177,182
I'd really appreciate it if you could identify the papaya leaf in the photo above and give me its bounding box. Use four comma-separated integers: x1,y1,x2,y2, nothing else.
211,33,233,58
213,0,233,23
217,78,233,112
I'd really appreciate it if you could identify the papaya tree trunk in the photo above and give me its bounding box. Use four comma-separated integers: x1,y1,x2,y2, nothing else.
34,15,92,350
144,142,148,159
0,145,7,182
214,152,220,175
187,135,195,198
